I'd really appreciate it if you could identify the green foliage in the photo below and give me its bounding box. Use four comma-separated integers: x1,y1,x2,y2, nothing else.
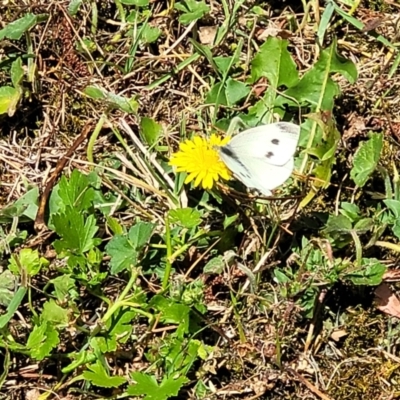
174,0,210,25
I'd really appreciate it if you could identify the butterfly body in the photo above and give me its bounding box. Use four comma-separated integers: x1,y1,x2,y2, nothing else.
218,122,300,196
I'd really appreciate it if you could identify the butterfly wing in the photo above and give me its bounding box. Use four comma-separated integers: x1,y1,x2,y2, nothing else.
218,122,300,195
221,122,300,166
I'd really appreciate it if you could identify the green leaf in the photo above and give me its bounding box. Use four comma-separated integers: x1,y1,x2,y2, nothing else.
205,82,227,105
203,256,224,274
225,78,250,105
0,270,17,307
0,287,27,329
68,0,83,15
11,58,24,88
168,208,202,229
345,258,386,286
340,202,360,221
41,300,69,326
140,117,162,146
27,322,60,361
84,85,138,113
0,186,39,223
49,274,76,302
83,361,126,388
150,295,190,334
8,248,49,276
283,39,357,111
324,214,352,234
141,24,161,44
0,86,21,116
127,372,188,399
384,199,400,218
121,0,149,5
106,221,155,274
350,132,383,187
52,206,100,255
0,13,38,40
175,0,210,25
251,37,299,87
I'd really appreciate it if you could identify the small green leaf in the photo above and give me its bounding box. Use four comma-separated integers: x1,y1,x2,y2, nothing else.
127,372,188,400
27,322,60,361
41,300,69,326
205,82,227,105
8,248,48,276
11,58,24,87
169,208,202,229
140,117,162,146
225,78,250,105
106,221,155,274
345,258,386,286
339,202,360,221
121,0,149,5
0,86,21,116
141,24,161,44
203,256,224,274
175,0,210,25
324,214,352,233
68,0,83,15
350,132,383,187
83,361,126,388
0,271,16,307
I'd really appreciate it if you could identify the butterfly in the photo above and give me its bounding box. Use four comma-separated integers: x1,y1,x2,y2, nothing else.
218,122,301,196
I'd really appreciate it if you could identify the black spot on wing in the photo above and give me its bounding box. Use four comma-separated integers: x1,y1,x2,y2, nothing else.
266,151,274,158
271,138,279,145
219,146,251,179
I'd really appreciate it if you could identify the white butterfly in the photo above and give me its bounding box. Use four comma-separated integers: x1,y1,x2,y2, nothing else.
218,122,301,196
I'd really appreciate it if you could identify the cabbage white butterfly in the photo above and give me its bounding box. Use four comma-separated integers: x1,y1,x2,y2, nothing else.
218,122,300,196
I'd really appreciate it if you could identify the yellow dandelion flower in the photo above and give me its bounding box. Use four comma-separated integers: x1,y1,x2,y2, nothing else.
169,134,232,190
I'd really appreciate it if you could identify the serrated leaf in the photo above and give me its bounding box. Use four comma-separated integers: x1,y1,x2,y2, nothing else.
168,208,201,229
52,206,100,255
127,372,188,399
83,361,126,388
41,300,69,326
283,39,357,111
27,322,60,361
350,132,383,187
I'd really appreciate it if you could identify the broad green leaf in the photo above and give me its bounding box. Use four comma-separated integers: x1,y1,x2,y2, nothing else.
168,208,202,229
225,78,250,105
175,0,210,25
205,82,227,105
283,39,357,111
106,221,155,274
251,37,299,87
127,372,188,399
384,199,400,218
324,214,352,233
83,361,126,388
0,186,39,223
350,133,383,187
345,258,386,286
141,25,161,44
340,202,360,221
8,248,49,276
250,37,299,122
52,206,100,255
0,86,21,116
49,275,76,302
41,300,69,326
0,13,38,40
140,117,162,146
